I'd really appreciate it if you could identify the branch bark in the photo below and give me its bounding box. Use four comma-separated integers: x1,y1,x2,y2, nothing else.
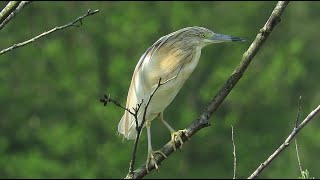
0,9,99,56
247,104,320,179
0,1,31,30
0,1,20,24
125,1,290,179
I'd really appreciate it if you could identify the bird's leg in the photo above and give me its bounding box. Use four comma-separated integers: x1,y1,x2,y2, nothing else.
145,119,167,173
158,112,189,151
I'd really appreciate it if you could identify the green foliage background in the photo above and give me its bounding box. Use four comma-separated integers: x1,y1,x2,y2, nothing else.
0,1,319,178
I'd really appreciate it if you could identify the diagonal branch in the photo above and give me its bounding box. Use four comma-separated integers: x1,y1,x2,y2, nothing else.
247,104,320,179
0,9,99,56
0,1,20,24
126,1,290,179
0,1,31,30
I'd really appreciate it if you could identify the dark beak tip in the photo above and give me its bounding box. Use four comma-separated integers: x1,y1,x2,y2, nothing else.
231,37,247,42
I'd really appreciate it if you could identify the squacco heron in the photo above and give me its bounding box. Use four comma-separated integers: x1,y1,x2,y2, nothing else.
118,26,245,171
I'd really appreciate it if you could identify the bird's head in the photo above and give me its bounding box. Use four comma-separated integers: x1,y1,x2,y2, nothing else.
170,26,246,48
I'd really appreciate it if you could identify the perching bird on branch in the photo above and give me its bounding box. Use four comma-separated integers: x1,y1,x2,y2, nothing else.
118,26,245,171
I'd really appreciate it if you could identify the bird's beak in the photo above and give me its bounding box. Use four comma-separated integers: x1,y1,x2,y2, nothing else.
210,33,246,43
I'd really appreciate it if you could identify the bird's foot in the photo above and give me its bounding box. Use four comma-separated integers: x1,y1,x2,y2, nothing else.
171,129,189,151
145,150,167,173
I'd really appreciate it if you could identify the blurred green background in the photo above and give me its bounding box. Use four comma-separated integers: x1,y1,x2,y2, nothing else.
0,1,319,179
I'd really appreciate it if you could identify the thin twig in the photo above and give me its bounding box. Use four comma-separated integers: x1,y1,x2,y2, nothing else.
127,76,177,178
100,94,136,117
100,78,170,177
247,105,320,179
137,75,177,139
126,1,290,179
295,96,302,128
99,94,143,178
0,1,31,30
128,78,162,177
231,125,237,179
140,78,163,134
0,1,20,24
127,135,141,178
127,97,146,176
132,100,144,128
295,139,303,175
0,9,99,56
160,75,177,85
295,96,304,176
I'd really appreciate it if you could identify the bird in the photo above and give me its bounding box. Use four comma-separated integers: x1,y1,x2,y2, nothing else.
117,26,245,172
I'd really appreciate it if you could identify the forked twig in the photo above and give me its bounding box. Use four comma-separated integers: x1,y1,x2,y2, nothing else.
100,76,178,178
127,76,177,178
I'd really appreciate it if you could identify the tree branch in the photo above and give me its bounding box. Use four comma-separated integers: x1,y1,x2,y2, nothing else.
0,1,31,30
0,9,99,56
126,1,290,179
247,104,320,179
0,1,20,24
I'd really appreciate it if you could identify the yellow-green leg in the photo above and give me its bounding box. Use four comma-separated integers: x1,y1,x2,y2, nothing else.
145,119,167,173
158,112,189,151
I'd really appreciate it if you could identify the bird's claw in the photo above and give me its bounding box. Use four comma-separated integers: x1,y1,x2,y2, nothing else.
145,150,167,173
171,129,189,151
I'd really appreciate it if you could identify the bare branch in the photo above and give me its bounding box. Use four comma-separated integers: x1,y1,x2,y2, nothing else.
100,77,178,176
247,105,320,179
100,94,136,117
294,96,304,177
160,75,177,85
0,1,20,24
126,1,290,179
99,93,144,177
0,1,31,30
231,125,237,179
132,100,144,128
0,9,99,56
127,78,161,177
127,76,177,178
295,139,303,176
295,96,302,128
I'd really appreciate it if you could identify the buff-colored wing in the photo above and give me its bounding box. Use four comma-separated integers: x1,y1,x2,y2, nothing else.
117,35,174,140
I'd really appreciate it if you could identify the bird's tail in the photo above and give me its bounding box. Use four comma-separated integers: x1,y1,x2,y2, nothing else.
118,112,137,140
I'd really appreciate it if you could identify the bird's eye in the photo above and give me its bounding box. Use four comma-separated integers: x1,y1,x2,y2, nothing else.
200,33,205,38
